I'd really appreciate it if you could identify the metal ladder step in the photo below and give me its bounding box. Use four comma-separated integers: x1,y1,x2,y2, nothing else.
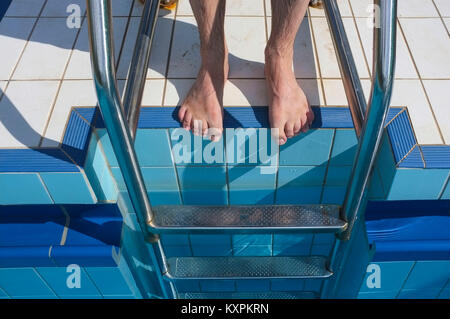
165,256,332,279
150,205,346,232
178,291,318,299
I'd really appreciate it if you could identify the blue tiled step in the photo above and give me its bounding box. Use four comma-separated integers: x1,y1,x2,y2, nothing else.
165,256,332,279
178,291,317,299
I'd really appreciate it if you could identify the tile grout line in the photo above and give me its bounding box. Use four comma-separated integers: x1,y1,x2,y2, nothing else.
394,261,416,299
0,0,49,104
161,3,179,107
308,14,328,106
39,15,87,147
347,0,372,78
437,172,450,200
431,0,450,36
319,128,337,204
115,0,136,71
397,18,445,144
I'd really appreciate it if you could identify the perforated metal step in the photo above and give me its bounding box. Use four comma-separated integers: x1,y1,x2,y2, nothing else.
165,256,332,279
178,292,317,299
150,205,346,232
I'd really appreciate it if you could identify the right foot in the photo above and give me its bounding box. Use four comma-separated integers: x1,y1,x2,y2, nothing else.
178,49,228,142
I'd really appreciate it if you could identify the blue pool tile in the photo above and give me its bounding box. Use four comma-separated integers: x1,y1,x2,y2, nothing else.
228,166,276,189
177,166,227,189
0,173,53,204
277,166,327,187
0,268,56,297
141,167,179,191
229,189,275,204
313,233,336,245
148,190,181,205
403,261,450,291
325,166,352,186
182,189,227,205
50,245,118,267
0,149,79,173
397,289,441,299
190,235,231,246
225,128,278,166
85,267,133,296
273,234,313,256
376,134,397,189
136,129,173,166
0,247,54,267
233,245,272,256
62,110,93,166
368,168,386,200
279,130,334,165
40,173,96,204
330,129,357,166
310,244,332,256
276,186,322,204
387,169,448,200
200,280,235,292
174,280,201,293
103,295,135,299
164,245,192,257
232,235,272,246
161,234,190,246
439,288,450,299
441,178,450,199
192,245,232,257
321,186,347,205
96,129,118,167
84,134,118,201
36,267,101,297
170,128,224,166
0,288,9,299
398,146,425,168
359,262,414,294
357,291,398,299
304,279,322,292
421,146,450,169
0,205,65,246
236,280,270,292
386,110,416,165
271,279,305,291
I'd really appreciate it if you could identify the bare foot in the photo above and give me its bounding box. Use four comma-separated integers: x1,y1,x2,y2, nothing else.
178,49,228,142
265,49,314,145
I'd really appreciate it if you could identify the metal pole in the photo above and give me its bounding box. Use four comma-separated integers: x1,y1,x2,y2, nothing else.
86,0,170,298
122,0,160,139
323,0,367,136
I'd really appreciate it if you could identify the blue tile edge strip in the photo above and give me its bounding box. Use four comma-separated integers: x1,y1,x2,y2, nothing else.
366,200,450,261
0,203,122,267
0,106,449,172
0,0,11,21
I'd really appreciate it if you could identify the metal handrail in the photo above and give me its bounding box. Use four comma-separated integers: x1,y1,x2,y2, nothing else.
122,0,160,139
323,0,367,136
320,0,397,298
86,0,169,298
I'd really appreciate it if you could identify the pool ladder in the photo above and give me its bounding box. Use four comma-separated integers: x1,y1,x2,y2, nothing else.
86,0,397,299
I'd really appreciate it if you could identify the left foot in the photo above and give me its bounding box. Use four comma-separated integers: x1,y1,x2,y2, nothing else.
265,48,314,145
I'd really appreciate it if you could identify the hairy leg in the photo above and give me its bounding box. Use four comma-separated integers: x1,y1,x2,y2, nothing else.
178,0,228,141
266,0,314,145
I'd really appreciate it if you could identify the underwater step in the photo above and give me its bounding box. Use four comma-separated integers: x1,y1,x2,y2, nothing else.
178,291,318,299
165,256,332,280
150,205,346,233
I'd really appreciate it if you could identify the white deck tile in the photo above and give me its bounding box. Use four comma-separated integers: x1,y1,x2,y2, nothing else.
391,80,442,144
41,80,97,147
400,18,450,79
0,17,36,80
422,80,450,144
226,17,267,78
398,0,439,17
65,17,128,80
0,80,59,148
12,18,79,80
5,0,45,17
41,0,86,17
434,0,450,17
